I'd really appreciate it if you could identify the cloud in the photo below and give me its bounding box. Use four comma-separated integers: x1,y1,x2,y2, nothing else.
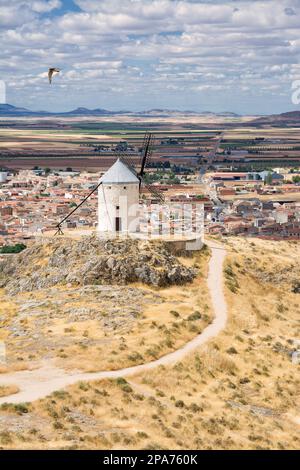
32,0,62,13
0,0,300,113
0,1,61,27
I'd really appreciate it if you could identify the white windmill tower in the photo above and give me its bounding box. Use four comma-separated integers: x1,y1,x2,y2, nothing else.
97,158,140,234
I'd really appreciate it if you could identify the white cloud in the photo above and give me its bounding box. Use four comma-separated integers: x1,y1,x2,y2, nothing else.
1,0,300,113
32,0,61,13
0,1,61,27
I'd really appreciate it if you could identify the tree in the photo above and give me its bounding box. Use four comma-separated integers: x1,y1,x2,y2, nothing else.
264,172,273,185
292,175,300,184
0,243,26,254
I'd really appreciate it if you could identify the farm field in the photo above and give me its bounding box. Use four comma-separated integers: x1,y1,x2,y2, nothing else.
0,117,300,171
218,127,300,168
220,192,300,203
0,118,221,171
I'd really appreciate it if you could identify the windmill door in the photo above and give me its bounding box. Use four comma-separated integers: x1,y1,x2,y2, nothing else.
115,217,122,232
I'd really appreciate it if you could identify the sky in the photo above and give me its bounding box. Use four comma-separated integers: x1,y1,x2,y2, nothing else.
1,0,300,114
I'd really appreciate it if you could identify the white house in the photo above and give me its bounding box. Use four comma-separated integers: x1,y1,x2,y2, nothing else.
97,158,140,234
0,172,8,183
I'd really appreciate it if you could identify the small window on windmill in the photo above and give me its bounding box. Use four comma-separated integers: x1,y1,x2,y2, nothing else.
116,205,120,210
123,186,127,190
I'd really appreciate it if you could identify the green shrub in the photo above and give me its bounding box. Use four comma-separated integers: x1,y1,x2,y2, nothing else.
0,243,26,254
52,390,70,400
136,431,149,439
78,382,89,391
189,403,202,413
188,311,202,321
14,403,30,414
170,311,180,318
53,421,64,430
121,384,133,393
175,400,185,408
0,403,29,414
116,377,127,385
115,377,133,393
127,352,144,362
225,266,234,277
226,347,238,355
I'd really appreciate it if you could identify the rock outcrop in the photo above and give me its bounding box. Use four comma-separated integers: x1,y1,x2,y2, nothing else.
248,261,300,293
0,236,197,294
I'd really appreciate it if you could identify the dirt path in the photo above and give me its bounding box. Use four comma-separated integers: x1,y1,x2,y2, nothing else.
0,241,227,405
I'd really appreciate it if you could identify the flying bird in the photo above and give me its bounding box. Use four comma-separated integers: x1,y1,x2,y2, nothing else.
48,68,60,84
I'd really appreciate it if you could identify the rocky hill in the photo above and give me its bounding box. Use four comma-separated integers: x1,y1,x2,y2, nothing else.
0,236,197,294
252,110,300,127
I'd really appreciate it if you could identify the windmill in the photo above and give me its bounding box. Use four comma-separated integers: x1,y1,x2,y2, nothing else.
54,131,164,235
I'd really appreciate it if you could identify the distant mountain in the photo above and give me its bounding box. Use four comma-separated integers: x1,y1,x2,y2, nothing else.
3,103,300,127
196,110,240,117
0,103,47,116
252,111,300,126
0,103,241,118
62,107,118,116
0,103,117,117
216,112,241,117
135,109,240,117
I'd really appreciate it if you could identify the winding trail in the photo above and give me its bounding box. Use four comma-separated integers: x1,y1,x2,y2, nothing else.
0,241,227,405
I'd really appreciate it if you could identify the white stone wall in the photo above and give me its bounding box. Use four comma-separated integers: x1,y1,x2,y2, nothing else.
274,210,288,225
97,182,140,233
0,172,8,183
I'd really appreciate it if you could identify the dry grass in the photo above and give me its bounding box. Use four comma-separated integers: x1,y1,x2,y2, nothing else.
0,238,299,449
0,385,20,397
0,247,212,374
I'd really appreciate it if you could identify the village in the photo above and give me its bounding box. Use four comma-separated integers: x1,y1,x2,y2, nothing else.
0,162,300,249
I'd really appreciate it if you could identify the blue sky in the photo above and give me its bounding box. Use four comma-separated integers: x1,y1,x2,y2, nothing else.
42,0,81,17
1,0,300,114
